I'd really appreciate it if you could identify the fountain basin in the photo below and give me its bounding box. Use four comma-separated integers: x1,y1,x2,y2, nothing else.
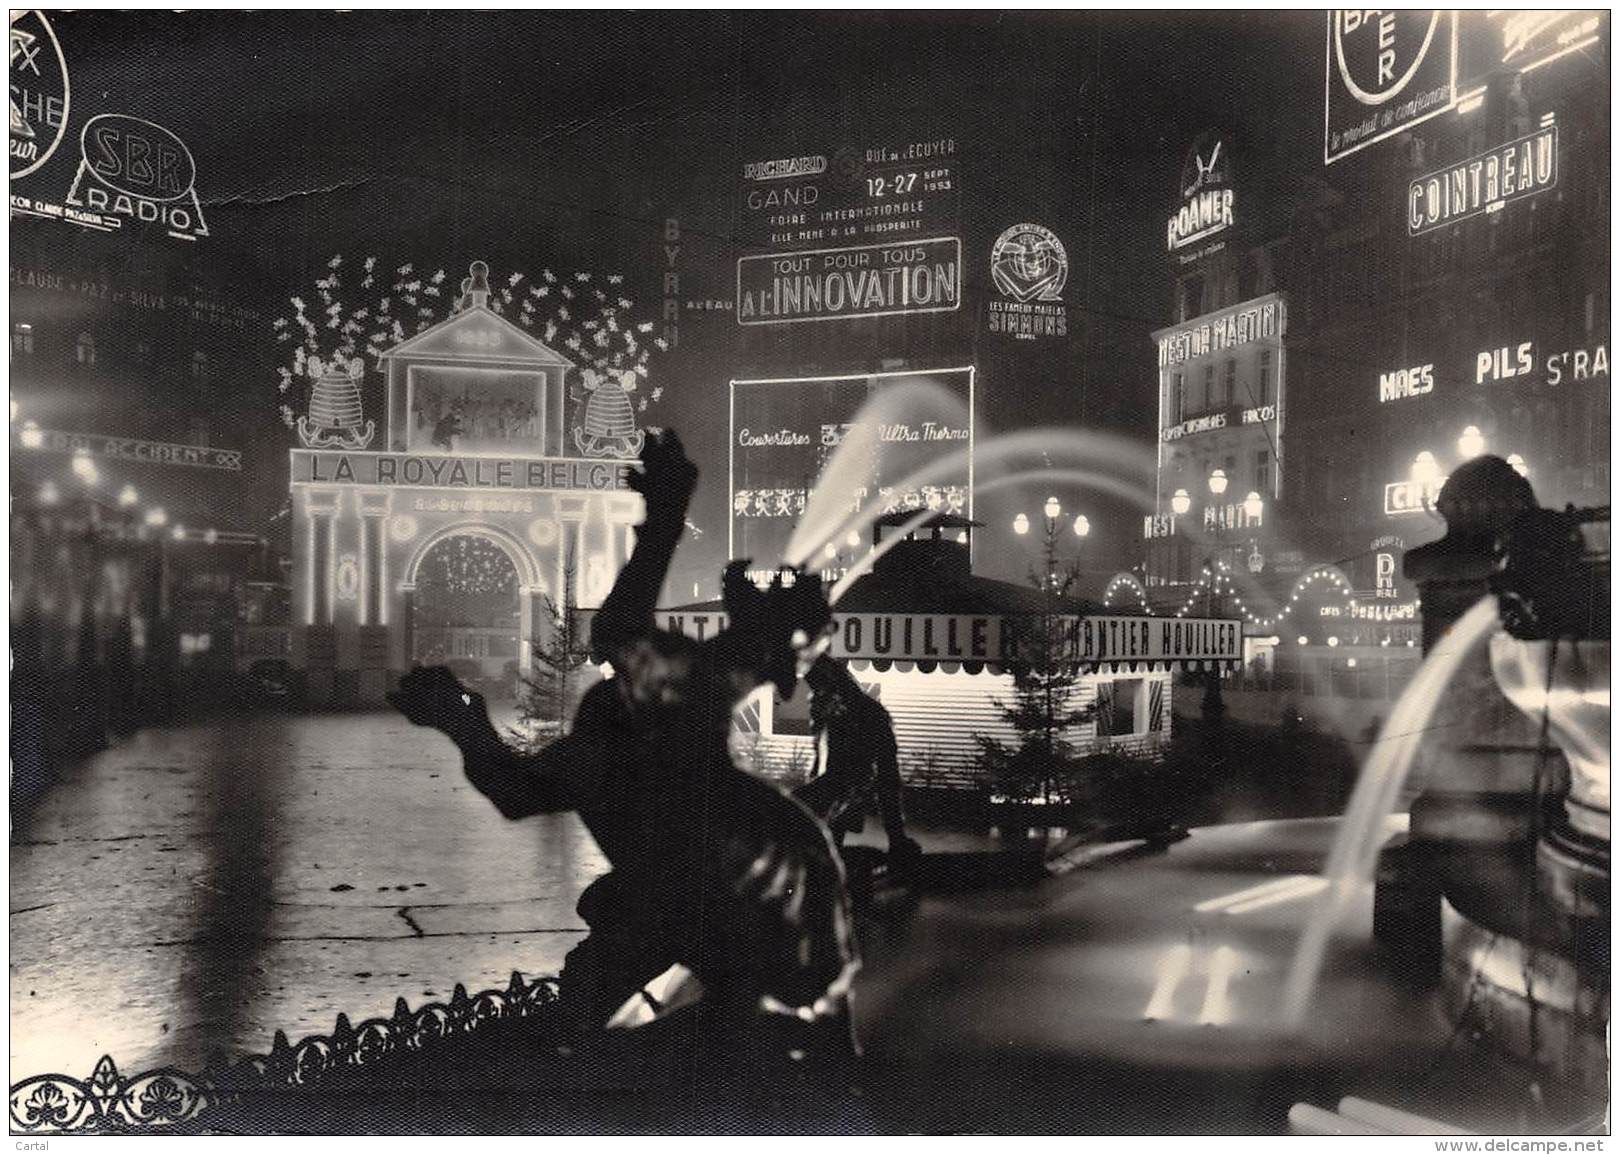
1440,898,1609,1098
1488,636,1610,844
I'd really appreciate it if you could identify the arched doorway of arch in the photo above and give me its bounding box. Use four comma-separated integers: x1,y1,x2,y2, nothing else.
411,533,524,697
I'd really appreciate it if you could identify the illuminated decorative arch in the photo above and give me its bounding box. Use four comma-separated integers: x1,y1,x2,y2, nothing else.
1286,564,1354,604
399,521,544,594
1102,571,1151,613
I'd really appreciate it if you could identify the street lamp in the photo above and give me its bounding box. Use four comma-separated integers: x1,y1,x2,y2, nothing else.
1171,488,1191,516
1015,498,1088,589
1411,450,1441,486
71,451,99,486
1243,490,1264,522
20,421,43,449
38,480,59,505
1208,468,1228,496
118,484,138,507
1457,425,1486,460
1507,453,1529,478
145,507,168,527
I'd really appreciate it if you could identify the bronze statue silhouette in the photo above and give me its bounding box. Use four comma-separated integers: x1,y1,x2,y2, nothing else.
389,430,858,1054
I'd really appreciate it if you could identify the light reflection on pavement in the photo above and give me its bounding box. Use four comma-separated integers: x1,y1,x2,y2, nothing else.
11,708,606,1079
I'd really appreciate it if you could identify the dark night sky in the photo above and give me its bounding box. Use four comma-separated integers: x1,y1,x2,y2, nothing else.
16,11,1329,594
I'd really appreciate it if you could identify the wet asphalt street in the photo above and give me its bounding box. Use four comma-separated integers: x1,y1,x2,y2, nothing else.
11,707,606,1080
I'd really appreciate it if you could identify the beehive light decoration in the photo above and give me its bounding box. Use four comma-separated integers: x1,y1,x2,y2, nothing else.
573,368,644,459
297,355,375,450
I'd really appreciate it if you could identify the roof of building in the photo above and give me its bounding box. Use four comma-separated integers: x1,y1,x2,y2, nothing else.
379,304,574,369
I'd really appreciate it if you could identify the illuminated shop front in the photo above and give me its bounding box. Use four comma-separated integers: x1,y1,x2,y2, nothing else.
287,278,643,704
666,519,1241,790
1146,292,1286,589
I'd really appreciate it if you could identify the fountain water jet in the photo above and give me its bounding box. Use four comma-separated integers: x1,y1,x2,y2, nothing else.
1279,595,1503,1027
783,377,1155,572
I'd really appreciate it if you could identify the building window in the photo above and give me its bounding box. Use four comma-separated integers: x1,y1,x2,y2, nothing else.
11,323,33,356
134,340,154,367
1201,364,1214,413
75,332,96,367
1100,679,1143,737
1254,449,1271,493
1173,372,1185,422
1221,359,1236,408
1259,350,1273,405
191,350,209,381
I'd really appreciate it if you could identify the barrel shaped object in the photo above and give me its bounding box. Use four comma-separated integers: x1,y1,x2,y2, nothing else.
582,384,636,440
308,372,366,430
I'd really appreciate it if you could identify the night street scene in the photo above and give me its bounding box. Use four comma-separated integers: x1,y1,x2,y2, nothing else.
7,9,1611,1141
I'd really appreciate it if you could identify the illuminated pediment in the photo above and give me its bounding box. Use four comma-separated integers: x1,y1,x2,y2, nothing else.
380,304,574,369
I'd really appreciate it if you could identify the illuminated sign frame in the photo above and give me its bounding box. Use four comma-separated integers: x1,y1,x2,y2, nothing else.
727,366,976,561
9,9,70,179
1378,363,1434,404
736,237,962,326
1155,293,1286,369
1324,9,1458,165
660,611,1242,667
1168,134,1235,253
1491,11,1603,74
290,449,632,492
1384,477,1445,517
1408,122,1558,235
63,114,209,241
17,427,242,470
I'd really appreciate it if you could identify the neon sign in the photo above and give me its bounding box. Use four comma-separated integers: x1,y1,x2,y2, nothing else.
291,450,632,492
15,427,242,470
729,367,975,566
1161,413,1227,442
1168,135,1234,252
1156,294,1285,368
1408,124,1557,235
1379,363,1434,403
9,9,70,179
1384,477,1445,516
64,114,209,241
1491,11,1603,74
988,222,1069,341
1324,10,1457,164
736,237,961,325
1544,343,1608,387
662,612,1241,666
1476,342,1534,386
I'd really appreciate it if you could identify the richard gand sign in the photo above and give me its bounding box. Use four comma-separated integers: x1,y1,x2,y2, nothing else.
1324,10,1457,164
660,611,1241,668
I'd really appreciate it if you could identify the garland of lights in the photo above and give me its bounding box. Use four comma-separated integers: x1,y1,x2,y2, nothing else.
1102,573,1152,614
19,443,253,548
1163,558,1420,647
273,257,669,431
424,536,518,597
